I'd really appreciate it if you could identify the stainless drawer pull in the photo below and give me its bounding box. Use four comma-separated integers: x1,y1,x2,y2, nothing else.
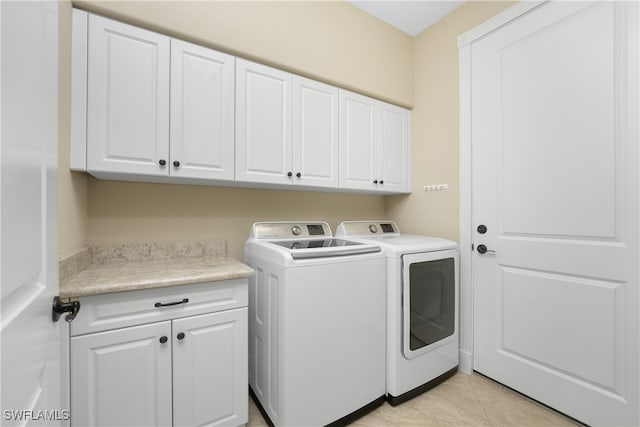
154,298,189,308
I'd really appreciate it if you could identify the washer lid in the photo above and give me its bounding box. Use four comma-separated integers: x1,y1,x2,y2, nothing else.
371,235,458,254
269,238,381,259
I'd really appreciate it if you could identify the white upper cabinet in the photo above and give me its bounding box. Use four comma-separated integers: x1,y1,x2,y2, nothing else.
340,90,410,193
170,40,235,180
339,90,377,190
86,14,170,176
82,14,235,182
293,77,340,188
235,59,293,185
236,65,340,188
378,102,410,193
73,11,411,194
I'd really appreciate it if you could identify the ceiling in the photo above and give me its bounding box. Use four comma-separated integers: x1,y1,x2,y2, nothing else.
348,1,465,37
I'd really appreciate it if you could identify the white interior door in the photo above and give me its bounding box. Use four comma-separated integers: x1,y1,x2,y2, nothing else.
471,2,639,426
1,0,62,423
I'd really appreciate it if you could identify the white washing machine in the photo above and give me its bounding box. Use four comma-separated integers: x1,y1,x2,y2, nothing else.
244,221,387,426
336,220,459,405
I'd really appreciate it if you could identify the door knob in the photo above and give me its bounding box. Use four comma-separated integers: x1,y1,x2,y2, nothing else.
52,297,80,322
477,244,495,254
173,160,180,167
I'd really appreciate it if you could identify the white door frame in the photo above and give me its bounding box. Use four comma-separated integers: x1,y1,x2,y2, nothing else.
457,1,546,374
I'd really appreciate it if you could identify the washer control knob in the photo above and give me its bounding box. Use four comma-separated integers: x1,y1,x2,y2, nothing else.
368,224,378,234
291,226,302,236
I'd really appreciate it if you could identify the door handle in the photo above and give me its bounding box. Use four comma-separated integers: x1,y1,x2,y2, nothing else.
52,297,81,322
154,298,189,308
476,244,495,254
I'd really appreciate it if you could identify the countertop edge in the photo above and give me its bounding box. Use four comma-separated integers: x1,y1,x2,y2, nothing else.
59,256,254,299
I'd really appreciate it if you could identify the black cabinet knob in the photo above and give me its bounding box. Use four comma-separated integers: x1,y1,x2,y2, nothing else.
159,159,166,166
287,171,293,177
477,225,487,234
177,332,185,340
173,161,180,167
159,336,168,344
379,180,384,184
373,180,378,184
296,172,301,178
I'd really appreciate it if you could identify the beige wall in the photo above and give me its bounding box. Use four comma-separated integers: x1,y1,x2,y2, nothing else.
59,1,413,260
385,1,515,242
58,0,89,258
87,181,385,260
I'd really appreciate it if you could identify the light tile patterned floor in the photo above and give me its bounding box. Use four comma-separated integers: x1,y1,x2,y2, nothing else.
248,372,581,426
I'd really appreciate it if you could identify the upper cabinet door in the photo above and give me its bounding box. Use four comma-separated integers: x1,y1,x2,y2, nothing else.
293,77,339,188
86,14,170,176
378,102,410,193
236,59,293,184
339,90,377,190
170,40,235,181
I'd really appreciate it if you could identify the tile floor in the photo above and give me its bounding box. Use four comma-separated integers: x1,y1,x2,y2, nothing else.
247,372,581,426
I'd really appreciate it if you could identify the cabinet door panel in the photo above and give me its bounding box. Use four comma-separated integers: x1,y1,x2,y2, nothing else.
339,90,377,190
170,39,235,180
70,321,172,426
173,308,248,427
86,14,170,176
236,59,293,184
293,77,339,188
378,102,410,193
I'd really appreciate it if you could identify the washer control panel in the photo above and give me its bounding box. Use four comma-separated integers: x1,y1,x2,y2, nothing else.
252,222,332,240
337,221,399,236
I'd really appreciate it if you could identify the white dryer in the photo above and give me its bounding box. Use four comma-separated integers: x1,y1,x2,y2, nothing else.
244,222,387,426
336,221,459,405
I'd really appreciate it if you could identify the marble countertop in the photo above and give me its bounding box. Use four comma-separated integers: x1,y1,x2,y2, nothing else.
60,255,254,299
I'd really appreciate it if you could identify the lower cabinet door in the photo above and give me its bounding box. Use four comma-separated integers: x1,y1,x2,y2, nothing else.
70,321,173,426
172,308,248,427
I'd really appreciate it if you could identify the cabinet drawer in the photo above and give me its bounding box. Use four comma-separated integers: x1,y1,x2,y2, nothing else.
71,279,248,336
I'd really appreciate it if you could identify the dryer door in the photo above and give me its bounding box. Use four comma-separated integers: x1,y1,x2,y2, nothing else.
402,250,458,359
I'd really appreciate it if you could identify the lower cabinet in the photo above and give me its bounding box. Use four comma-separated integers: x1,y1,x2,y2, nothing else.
172,310,248,427
70,282,248,427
